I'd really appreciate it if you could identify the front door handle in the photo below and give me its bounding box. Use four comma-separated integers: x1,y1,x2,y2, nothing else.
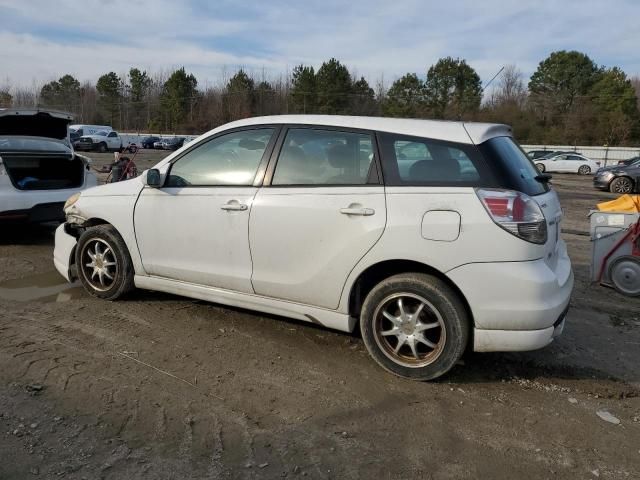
340,207,375,216
221,202,248,211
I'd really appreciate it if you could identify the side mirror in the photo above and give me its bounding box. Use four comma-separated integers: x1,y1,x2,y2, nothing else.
144,169,162,187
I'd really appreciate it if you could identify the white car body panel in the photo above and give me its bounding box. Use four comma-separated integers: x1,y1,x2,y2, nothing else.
54,115,573,354
249,186,386,309
65,178,145,272
134,186,258,293
0,169,97,213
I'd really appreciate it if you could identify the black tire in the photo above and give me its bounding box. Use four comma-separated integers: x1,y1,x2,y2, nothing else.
609,176,634,194
75,225,135,300
360,273,469,381
536,163,545,173
608,256,640,297
97,142,107,153
578,165,590,175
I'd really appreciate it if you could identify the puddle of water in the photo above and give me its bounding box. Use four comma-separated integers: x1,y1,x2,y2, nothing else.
0,270,84,303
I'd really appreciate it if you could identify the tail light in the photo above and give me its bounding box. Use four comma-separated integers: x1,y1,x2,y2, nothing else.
476,188,547,244
596,161,601,166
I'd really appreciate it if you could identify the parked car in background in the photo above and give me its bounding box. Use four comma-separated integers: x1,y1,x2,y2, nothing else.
0,109,97,222
594,160,640,193
75,130,123,153
141,136,160,149
161,137,185,150
535,152,600,174
55,115,572,381
153,139,165,149
617,156,640,166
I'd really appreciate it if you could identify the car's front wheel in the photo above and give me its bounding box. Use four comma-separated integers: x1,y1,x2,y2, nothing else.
75,225,135,300
97,142,107,153
609,176,634,194
536,163,545,173
360,273,469,381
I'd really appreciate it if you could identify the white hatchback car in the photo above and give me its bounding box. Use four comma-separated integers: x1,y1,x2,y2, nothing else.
534,152,600,175
0,109,97,222
54,115,573,380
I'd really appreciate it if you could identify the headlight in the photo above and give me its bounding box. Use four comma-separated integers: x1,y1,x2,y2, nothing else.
64,193,81,211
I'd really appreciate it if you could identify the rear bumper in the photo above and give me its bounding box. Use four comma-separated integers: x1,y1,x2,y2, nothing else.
53,223,78,282
473,309,567,352
447,240,573,352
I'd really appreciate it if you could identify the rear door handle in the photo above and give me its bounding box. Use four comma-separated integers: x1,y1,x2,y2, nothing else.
340,207,375,216
221,202,248,211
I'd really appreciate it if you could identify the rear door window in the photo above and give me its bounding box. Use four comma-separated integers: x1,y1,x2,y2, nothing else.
272,128,375,185
378,132,488,186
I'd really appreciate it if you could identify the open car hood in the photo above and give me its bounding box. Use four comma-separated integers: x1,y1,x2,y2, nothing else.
0,109,73,141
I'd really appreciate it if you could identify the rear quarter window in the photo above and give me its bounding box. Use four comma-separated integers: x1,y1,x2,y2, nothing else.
378,132,493,186
477,137,549,196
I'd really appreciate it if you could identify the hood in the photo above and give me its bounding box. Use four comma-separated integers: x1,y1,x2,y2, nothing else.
0,109,73,141
598,163,635,173
80,175,144,197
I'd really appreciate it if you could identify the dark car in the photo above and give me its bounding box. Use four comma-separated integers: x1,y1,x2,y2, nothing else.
593,158,640,193
162,137,185,151
141,136,160,149
617,156,640,166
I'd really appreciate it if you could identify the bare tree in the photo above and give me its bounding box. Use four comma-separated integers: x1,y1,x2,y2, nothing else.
488,65,527,108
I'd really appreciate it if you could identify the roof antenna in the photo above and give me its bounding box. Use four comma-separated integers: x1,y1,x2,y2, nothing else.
483,66,505,91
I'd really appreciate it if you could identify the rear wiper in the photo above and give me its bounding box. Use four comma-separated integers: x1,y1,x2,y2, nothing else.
535,174,552,183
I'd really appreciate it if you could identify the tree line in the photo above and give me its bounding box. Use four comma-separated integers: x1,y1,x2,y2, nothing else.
1,50,639,146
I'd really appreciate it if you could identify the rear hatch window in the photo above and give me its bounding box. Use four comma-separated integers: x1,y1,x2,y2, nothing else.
478,136,549,196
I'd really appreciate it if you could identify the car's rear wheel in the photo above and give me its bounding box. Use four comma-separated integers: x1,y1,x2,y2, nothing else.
536,163,545,173
578,165,591,175
609,176,634,194
360,273,469,381
75,225,135,300
97,142,107,153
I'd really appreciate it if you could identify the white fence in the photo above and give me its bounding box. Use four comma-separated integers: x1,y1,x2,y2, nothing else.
522,145,640,167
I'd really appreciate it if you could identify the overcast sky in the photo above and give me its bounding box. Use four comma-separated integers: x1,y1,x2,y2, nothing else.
1,0,639,89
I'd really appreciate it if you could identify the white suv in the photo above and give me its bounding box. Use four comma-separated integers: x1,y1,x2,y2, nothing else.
54,115,573,380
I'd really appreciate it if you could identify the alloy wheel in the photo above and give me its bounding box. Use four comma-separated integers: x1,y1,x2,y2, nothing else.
612,178,633,193
372,293,446,368
80,238,118,292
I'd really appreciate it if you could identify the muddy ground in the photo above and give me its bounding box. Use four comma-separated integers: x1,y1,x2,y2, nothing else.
0,151,639,479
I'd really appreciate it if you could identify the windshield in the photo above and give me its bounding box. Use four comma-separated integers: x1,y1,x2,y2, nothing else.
95,131,108,136
478,136,549,196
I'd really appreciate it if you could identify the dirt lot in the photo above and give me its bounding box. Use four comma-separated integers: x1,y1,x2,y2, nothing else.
1,152,639,479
